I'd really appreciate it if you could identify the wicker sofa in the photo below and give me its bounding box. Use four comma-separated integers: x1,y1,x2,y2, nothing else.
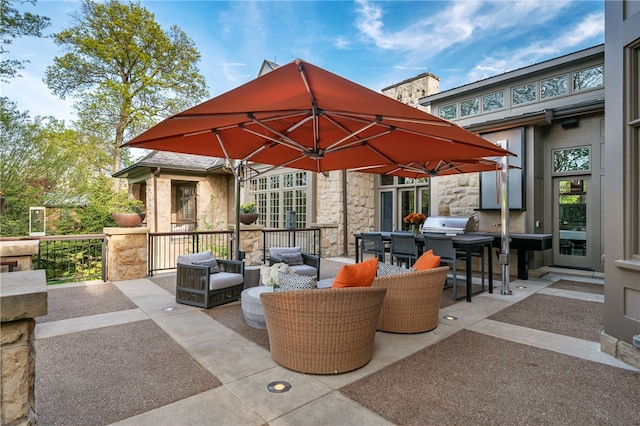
176,251,245,309
372,266,449,333
260,287,387,374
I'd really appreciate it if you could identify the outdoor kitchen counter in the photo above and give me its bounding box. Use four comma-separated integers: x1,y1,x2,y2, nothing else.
354,232,493,302
468,232,553,280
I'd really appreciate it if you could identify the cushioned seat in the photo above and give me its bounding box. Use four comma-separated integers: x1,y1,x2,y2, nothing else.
268,247,320,280
176,251,245,308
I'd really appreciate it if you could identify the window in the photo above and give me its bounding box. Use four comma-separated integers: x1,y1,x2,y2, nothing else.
482,91,504,111
552,147,590,173
177,184,196,222
573,65,603,91
541,75,568,99
250,170,308,228
460,97,479,117
376,176,429,231
439,104,457,120
512,83,537,105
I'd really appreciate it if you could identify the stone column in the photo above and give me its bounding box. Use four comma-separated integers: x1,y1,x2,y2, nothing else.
0,241,39,273
104,227,149,281
1,270,47,426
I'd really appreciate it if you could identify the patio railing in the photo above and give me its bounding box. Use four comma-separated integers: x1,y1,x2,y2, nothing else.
34,234,106,284
262,228,321,262
148,230,234,276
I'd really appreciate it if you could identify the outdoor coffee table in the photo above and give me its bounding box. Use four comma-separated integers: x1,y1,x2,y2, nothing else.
241,286,273,329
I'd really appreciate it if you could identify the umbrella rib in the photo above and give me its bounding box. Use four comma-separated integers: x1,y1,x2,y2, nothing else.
247,113,309,153
296,61,321,154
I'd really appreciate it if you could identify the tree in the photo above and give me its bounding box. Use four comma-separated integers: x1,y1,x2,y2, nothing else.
0,0,51,81
0,98,109,236
44,0,209,175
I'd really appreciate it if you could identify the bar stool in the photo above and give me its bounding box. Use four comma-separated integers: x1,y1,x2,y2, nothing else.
390,232,419,267
361,233,387,262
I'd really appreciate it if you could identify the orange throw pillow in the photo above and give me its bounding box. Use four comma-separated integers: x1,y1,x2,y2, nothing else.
332,258,378,288
413,249,441,270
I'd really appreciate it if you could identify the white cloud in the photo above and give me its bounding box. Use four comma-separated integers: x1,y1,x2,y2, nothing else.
464,11,604,83
334,37,350,49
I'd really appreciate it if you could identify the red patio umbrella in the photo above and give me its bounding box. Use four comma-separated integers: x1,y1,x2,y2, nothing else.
124,58,514,261
125,59,511,171
351,158,513,178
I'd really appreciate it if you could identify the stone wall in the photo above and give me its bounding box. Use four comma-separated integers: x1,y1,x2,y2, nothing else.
314,171,375,257
381,73,440,112
104,227,148,281
0,270,47,426
199,175,229,230
239,227,263,265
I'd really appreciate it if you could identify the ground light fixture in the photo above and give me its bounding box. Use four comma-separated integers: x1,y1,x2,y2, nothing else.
442,315,458,321
516,285,527,289
267,381,291,393
162,306,176,312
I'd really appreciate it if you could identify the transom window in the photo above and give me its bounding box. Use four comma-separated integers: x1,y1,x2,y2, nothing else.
541,74,568,99
439,104,457,120
573,65,603,92
483,91,504,111
512,83,537,105
552,147,590,174
460,97,479,117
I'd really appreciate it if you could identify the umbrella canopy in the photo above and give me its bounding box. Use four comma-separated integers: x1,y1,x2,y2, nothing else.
125,59,512,171
124,58,514,265
351,158,513,178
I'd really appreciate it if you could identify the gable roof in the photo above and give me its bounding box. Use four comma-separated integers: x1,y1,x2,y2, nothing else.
113,150,228,178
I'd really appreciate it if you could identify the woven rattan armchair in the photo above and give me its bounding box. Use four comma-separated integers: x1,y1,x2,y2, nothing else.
372,266,449,333
260,287,387,374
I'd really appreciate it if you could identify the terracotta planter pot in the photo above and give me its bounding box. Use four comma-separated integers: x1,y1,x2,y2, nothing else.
239,213,259,225
112,213,146,227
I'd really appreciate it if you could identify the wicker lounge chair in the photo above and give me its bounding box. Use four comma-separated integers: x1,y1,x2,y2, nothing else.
260,287,387,374
372,266,449,333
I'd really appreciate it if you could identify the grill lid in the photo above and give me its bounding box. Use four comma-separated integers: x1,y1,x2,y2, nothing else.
421,216,477,234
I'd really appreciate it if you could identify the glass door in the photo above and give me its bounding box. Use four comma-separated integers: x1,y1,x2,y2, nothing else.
554,177,590,268
399,189,415,231
380,191,393,232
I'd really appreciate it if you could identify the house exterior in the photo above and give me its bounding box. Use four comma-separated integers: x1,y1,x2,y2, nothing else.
600,0,640,368
113,150,233,233
419,45,605,274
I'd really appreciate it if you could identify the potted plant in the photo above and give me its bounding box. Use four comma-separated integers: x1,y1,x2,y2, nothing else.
110,198,146,227
239,202,259,225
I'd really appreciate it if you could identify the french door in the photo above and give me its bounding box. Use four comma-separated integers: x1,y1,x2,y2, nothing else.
553,177,591,269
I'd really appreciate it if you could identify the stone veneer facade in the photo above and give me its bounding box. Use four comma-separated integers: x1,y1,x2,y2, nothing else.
381,72,439,112
0,270,47,426
104,227,148,281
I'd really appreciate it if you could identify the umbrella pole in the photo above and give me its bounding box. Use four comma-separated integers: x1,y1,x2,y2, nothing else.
498,140,512,295
233,161,243,261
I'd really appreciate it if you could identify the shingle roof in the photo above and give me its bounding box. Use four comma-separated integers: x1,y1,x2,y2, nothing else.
136,150,224,170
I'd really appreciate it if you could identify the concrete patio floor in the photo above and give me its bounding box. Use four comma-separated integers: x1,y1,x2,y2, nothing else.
34,259,638,425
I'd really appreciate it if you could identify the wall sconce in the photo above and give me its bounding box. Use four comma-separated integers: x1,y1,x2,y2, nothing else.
561,117,580,129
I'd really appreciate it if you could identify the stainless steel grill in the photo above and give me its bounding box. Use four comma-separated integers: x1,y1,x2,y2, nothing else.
421,216,477,235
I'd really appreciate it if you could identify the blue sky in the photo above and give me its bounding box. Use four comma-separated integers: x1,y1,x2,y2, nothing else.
2,0,604,123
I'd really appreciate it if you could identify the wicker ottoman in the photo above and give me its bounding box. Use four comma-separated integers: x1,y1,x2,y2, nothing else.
241,286,273,329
